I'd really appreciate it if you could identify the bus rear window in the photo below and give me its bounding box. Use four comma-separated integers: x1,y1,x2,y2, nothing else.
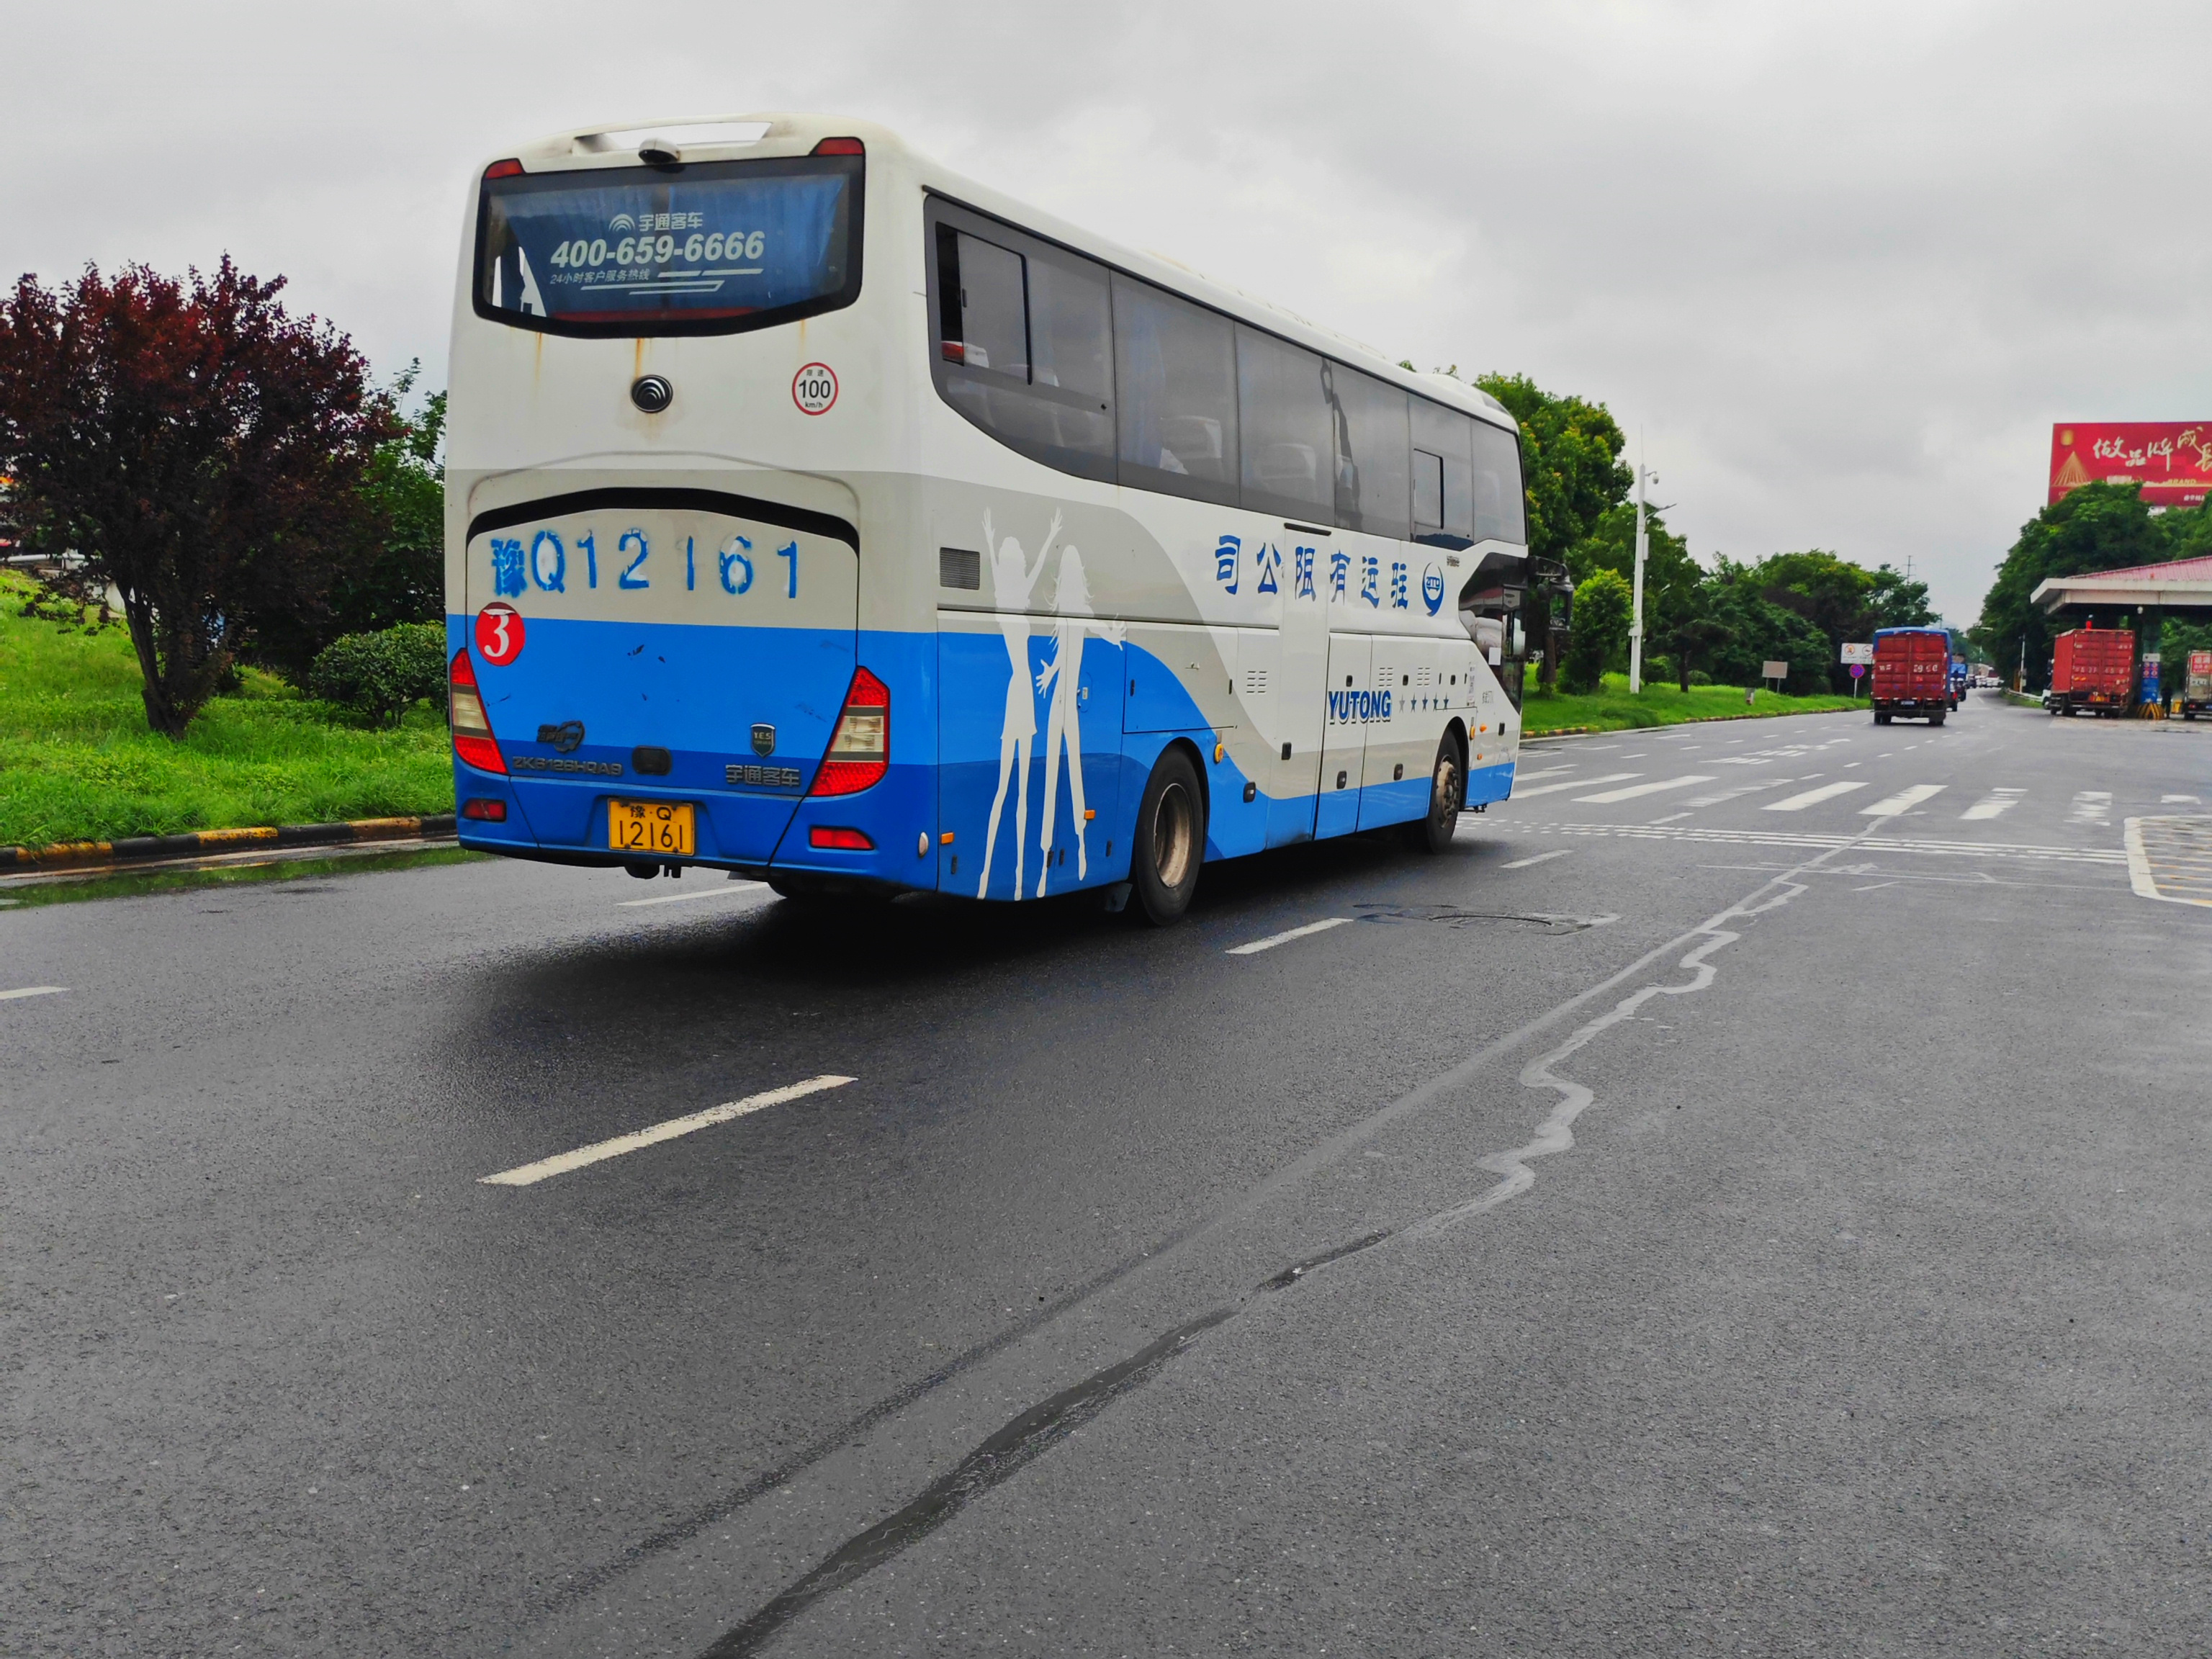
475,154,862,337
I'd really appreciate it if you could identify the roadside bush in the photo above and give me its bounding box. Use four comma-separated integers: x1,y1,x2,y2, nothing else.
308,623,446,727
1562,569,1633,693
1640,654,1673,684
1688,668,1712,685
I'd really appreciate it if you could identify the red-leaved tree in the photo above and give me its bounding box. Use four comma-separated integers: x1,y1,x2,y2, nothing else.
0,259,394,734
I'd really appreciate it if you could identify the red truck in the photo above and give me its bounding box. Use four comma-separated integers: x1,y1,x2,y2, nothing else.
1871,627,1951,725
2048,627,2135,718
2180,649,2212,721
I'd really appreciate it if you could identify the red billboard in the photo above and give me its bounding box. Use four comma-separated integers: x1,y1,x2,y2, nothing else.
2050,423,2212,508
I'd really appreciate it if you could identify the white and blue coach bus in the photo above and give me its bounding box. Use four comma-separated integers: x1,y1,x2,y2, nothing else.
444,114,1528,923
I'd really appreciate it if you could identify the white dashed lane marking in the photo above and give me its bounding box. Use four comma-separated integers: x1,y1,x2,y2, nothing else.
619,880,770,908
480,1075,856,1187
1765,782,1869,812
1862,785,1946,817
0,986,67,1002
1573,775,1714,804
1509,773,1641,799
1226,917,1354,956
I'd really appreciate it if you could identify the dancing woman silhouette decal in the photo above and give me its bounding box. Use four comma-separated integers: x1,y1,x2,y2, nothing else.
977,510,1058,898
1033,545,1123,896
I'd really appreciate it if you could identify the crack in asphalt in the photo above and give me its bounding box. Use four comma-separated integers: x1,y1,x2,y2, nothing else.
700,1233,1393,1658
688,832,1881,1654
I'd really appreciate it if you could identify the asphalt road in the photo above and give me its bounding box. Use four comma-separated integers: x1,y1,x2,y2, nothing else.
7,692,2211,1657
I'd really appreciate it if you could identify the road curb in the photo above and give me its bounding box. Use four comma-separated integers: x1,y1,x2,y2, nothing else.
0,814,458,872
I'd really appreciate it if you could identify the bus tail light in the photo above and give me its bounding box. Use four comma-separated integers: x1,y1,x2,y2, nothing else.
449,649,508,774
811,138,866,156
483,158,525,180
809,667,889,796
809,826,873,850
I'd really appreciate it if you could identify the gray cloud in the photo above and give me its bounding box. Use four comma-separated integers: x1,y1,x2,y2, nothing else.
4,0,2204,621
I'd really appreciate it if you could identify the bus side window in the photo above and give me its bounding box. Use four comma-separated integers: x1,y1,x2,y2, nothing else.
1411,397,1475,549
1113,274,1238,508
1236,326,1332,522
931,213,1115,481
1327,367,1411,541
940,229,1028,377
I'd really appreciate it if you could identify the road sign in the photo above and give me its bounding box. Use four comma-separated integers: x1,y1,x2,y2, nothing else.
1840,642,1874,665
1849,662,1866,679
1761,660,1789,680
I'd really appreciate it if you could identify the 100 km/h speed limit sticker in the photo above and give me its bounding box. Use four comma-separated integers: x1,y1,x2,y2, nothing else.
792,362,838,415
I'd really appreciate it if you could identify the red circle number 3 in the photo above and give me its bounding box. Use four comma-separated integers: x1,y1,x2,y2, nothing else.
792,362,838,415
475,602,525,665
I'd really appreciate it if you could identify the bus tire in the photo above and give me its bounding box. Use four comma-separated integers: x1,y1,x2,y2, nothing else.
1130,747,1204,926
1874,711,1891,725
1930,711,1946,726
1404,733,1462,853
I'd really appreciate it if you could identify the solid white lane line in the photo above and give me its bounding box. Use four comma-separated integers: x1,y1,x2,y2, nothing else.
1226,917,1353,956
1511,773,1640,799
1501,850,1571,869
619,881,770,908
1862,784,1946,817
480,1074,856,1187
1961,788,2025,821
1765,781,1870,811
0,986,66,1002
1573,775,1715,804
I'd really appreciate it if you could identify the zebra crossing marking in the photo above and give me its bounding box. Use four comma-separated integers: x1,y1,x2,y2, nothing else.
1862,784,1947,817
1766,781,1869,812
1574,775,1715,804
1961,788,2025,821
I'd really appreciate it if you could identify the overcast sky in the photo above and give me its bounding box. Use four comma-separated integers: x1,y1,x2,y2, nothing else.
6,0,2206,624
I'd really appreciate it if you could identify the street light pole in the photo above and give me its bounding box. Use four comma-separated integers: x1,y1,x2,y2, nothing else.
1629,431,1648,694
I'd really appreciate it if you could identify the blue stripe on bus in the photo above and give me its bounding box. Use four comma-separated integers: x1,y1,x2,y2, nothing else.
449,616,1486,891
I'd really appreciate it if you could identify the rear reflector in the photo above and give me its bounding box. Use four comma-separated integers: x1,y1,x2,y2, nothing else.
809,826,873,850
809,666,889,796
483,158,525,179
461,798,508,822
449,649,508,774
811,137,865,156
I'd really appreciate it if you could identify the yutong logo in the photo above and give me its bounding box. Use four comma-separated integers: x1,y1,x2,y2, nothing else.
1328,688,1393,724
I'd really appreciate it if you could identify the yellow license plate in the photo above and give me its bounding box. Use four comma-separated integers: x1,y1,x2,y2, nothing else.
608,799,696,855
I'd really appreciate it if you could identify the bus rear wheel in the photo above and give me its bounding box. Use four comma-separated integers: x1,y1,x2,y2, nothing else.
1404,734,1462,854
1130,748,1204,926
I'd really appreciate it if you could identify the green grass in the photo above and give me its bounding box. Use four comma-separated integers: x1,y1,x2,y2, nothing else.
1520,673,1866,734
0,577,454,848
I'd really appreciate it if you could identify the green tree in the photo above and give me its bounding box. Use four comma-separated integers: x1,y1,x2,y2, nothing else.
0,260,392,735
1476,373,1630,692
1475,373,1632,562
1562,568,1632,693
241,363,446,681
1975,482,2170,690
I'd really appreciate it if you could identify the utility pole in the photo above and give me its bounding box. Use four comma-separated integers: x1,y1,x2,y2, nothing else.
1629,431,1649,694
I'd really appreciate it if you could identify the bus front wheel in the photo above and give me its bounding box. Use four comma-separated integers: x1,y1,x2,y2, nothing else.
1404,734,1462,854
1131,748,1205,926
